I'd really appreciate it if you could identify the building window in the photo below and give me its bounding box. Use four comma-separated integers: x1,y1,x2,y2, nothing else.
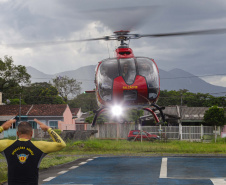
28,121,37,129
49,121,58,129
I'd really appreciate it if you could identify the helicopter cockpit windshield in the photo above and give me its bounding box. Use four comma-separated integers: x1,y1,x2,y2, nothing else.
97,57,159,103
137,57,159,100
98,59,119,101
119,58,136,85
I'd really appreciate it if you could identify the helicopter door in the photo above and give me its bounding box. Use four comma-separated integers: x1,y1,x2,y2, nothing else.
137,57,160,100
97,59,119,101
119,58,136,85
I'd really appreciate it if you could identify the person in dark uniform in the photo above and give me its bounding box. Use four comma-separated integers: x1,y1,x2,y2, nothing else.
0,119,66,185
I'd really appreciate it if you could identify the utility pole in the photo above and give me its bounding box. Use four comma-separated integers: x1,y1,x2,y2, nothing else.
19,93,21,122
180,93,183,106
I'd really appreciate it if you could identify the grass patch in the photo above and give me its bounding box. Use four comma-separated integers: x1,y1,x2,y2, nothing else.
61,139,226,155
0,162,7,184
39,155,79,169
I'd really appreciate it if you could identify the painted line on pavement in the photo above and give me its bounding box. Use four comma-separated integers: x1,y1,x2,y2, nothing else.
87,159,94,161
79,162,87,165
57,170,68,174
69,165,79,169
43,177,56,181
210,178,226,185
159,157,167,178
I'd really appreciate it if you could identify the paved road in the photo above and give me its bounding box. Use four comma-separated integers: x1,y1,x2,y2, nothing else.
40,156,226,185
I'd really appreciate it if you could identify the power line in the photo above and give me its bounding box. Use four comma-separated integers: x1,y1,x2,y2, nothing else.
161,73,226,80
30,73,226,81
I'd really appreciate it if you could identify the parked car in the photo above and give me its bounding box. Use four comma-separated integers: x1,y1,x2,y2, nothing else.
127,130,159,141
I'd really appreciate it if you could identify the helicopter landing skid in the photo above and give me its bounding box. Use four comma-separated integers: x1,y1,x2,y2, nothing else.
143,104,166,124
91,107,106,127
91,104,165,127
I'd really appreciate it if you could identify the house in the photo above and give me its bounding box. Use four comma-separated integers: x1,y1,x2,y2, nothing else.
140,106,210,126
70,107,82,119
164,106,210,126
73,111,92,130
179,106,209,125
0,104,76,133
0,105,33,127
26,104,75,130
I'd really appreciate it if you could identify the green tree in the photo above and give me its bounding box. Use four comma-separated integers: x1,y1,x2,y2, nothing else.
68,93,98,112
0,56,31,100
158,90,182,106
85,111,108,124
52,76,82,102
23,82,65,104
204,105,226,142
125,109,144,123
158,89,226,107
5,98,26,105
204,105,225,126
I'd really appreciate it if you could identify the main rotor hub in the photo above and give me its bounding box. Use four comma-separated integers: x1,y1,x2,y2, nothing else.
112,30,140,48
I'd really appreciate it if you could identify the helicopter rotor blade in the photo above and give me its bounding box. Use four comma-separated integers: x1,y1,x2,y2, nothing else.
3,37,110,48
138,28,226,38
4,28,226,48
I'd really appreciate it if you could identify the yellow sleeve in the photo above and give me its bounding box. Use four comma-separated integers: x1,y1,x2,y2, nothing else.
32,128,66,153
0,126,17,152
0,140,16,152
0,126,3,133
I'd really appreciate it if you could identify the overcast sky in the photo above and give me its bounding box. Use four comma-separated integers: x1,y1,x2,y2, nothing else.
1,0,226,87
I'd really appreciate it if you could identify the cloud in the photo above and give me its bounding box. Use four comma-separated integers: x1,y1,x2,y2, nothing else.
201,76,226,87
1,0,226,88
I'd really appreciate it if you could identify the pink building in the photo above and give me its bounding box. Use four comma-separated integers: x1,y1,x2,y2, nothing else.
0,104,76,131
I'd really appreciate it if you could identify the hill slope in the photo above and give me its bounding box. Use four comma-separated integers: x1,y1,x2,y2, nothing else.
26,66,226,96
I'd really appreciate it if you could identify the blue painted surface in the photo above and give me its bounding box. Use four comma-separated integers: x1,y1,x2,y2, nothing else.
168,157,226,178
157,179,213,185
44,157,226,185
45,157,162,184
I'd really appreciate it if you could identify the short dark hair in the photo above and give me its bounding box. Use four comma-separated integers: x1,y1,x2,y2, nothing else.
18,122,32,135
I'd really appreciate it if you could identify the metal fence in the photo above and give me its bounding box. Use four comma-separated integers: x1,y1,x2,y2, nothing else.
0,124,217,141
141,126,179,140
75,123,217,141
181,126,215,141
92,123,135,139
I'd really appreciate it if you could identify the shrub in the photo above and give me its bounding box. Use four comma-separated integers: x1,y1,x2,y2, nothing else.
53,129,61,135
202,135,213,140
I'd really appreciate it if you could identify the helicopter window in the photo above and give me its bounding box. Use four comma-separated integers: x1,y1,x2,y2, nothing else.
98,59,119,101
137,58,159,100
119,58,136,85
119,51,131,55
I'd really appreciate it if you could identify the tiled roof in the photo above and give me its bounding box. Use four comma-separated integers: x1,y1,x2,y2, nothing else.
28,104,67,116
0,104,67,117
80,112,91,119
70,108,80,115
163,106,179,118
0,105,32,116
180,107,209,120
162,106,209,120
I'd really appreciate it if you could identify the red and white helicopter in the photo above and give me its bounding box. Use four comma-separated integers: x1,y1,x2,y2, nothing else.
87,28,226,126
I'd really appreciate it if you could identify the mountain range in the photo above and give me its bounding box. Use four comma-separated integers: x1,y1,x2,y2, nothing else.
26,65,226,96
